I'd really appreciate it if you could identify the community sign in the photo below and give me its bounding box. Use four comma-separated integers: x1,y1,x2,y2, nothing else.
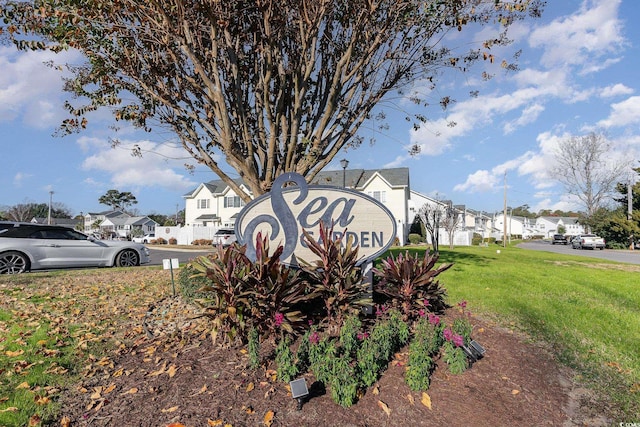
235,172,397,265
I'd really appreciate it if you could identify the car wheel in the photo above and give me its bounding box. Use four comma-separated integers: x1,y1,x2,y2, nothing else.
0,251,29,274
115,249,139,267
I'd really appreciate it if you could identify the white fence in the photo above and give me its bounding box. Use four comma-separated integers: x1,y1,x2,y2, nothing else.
155,225,219,245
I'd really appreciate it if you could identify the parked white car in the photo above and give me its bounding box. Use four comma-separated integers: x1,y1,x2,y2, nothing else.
0,222,150,274
132,233,155,243
212,228,237,247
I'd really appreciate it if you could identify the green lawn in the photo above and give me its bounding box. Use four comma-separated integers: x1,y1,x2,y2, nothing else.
1,245,639,424
387,243,640,418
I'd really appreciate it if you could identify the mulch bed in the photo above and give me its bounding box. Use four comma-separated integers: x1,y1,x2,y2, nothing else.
57,297,610,426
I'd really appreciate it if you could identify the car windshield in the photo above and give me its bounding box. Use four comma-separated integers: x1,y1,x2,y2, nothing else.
215,229,234,235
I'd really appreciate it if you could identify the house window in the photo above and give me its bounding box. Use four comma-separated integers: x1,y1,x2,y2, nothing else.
368,191,386,203
224,196,244,208
197,199,210,209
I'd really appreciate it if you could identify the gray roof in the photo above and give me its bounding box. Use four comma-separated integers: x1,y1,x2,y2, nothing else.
186,168,410,196
195,214,219,220
311,167,410,189
105,216,158,226
184,178,246,198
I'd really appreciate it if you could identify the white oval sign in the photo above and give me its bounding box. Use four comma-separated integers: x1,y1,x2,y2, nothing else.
236,173,397,265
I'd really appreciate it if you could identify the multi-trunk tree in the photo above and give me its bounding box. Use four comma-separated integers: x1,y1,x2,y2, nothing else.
1,0,543,200
549,132,631,232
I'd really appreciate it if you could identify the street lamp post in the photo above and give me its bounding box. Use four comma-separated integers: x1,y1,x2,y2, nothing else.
340,159,349,188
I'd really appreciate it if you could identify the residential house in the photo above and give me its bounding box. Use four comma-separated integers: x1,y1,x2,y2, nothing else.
83,210,129,233
407,192,474,246
492,213,538,240
82,210,158,239
183,179,249,228
100,215,158,239
535,216,585,238
182,168,411,245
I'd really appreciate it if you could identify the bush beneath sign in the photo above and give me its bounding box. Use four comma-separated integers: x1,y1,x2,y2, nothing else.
183,222,475,407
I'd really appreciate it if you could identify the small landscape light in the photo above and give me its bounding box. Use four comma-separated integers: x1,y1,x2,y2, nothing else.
462,340,486,364
289,378,309,410
470,340,486,359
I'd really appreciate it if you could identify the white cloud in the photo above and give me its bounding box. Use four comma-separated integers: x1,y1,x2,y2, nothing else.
599,83,633,98
0,47,81,129
529,0,625,73
13,172,32,187
504,104,545,134
453,170,498,193
597,96,640,128
81,138,198,192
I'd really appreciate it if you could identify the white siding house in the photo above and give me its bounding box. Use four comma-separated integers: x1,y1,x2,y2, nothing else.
535,216,585,238
183,168,411,245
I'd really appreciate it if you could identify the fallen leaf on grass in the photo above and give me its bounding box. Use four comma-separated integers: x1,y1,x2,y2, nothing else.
148,361,168,377
263,410,274,426
167,364,178,378
377,400,391,416
34,395,50,405
16,381,30,390
192,384,208,396
90,387,102,399
5,349,24,357
28,414,41,426
0,407,18,413
161,406,179,413
421,392,432,410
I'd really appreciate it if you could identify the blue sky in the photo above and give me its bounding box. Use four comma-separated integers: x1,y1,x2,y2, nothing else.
2,0,639,217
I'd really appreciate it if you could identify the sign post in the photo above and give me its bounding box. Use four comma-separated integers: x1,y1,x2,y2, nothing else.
162,258,180,296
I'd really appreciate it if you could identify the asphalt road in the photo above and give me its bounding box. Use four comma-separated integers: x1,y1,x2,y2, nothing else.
147,247,212,267
517,240,640,265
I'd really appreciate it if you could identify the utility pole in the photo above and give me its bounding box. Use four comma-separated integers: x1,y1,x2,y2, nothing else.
503,172,507,248
48,190,54,225
629,179,634,250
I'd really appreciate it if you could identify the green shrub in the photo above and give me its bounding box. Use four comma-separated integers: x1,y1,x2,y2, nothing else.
177,264,211,301
248,327,260,369
405,314,443,391
275,335,298,383
408,233,423,244
471,233,482,246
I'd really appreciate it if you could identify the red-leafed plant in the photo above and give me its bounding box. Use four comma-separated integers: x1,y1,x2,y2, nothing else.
244,233,312,340
298,222,371,335
373,250,452,320
190,243,252,346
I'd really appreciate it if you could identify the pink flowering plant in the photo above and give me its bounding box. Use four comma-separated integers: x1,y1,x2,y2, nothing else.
405,312,444,391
